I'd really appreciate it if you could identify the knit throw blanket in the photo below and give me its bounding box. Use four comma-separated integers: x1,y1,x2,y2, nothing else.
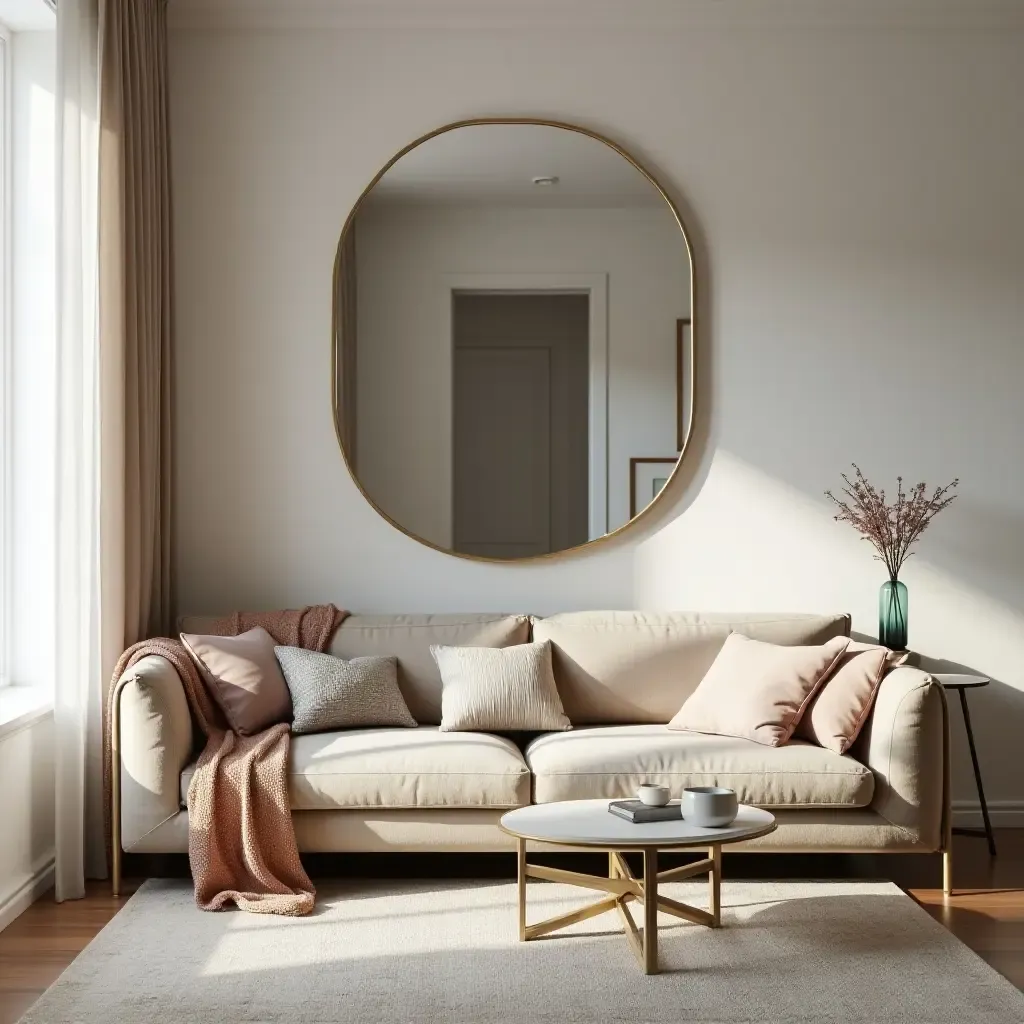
106,604,347,915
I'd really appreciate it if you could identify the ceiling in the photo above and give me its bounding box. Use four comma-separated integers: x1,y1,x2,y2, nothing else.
363,123,667,210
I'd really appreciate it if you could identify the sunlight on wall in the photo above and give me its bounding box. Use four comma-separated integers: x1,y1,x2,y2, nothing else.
634,451,1024,807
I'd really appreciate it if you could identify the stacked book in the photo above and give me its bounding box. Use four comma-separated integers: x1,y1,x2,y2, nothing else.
608,799,682,823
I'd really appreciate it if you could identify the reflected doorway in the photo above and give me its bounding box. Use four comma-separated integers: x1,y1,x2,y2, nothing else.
452,292,589,558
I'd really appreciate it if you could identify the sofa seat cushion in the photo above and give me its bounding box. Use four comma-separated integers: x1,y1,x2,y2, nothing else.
180,726,531,810
525,725,874,808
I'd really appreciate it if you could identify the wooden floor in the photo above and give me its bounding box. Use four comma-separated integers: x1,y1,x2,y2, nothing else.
1,832,1022,1024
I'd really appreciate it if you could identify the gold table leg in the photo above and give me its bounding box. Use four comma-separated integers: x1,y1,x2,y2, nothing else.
643,847,659,974
709,843,721,928
516,844,721,974
517,838,527,941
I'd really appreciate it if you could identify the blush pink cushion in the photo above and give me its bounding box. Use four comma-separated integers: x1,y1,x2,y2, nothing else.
797,642,909,754
667,633,850,747
181,626,292,736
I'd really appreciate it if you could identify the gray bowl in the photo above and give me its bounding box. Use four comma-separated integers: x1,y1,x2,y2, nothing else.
681,786,738,828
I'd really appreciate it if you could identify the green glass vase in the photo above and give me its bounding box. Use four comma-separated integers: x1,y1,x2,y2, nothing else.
879,578,908,651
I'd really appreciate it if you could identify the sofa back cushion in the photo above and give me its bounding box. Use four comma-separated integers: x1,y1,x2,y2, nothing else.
179,613,530,726
531,611,851,724
327,614,530,724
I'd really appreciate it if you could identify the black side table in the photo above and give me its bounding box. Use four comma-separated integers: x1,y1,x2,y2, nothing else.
936,674,996,856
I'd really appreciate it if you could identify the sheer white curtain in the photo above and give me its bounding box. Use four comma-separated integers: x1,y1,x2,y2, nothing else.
54,0,112,900
54,0,176,901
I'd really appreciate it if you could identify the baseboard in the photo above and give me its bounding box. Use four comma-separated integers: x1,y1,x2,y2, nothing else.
952,799,1024,828
0,853,55,933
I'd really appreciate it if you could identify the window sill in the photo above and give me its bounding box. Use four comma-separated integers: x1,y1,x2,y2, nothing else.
0,687,53,741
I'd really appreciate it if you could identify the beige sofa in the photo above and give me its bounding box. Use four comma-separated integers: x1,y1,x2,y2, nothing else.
110,611,952,892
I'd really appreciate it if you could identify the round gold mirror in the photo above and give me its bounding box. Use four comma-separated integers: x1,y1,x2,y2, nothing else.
333,119,695,561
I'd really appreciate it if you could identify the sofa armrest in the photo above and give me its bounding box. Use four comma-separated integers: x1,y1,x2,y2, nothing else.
856,665,948,850
114,654,196,851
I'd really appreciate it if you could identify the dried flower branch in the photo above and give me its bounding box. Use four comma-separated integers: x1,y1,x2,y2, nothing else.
825,465,958,579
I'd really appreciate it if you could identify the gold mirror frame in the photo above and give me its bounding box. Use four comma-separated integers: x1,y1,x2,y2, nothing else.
331,118,697,563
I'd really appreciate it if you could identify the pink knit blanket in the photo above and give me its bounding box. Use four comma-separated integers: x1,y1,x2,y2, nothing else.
106,604,346,914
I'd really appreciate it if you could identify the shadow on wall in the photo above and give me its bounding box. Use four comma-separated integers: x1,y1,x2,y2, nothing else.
923,498,1024,617
917,655,1024,821
634,451,1024,809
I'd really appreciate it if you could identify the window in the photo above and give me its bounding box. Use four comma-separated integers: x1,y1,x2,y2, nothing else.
0,4,57,710
0,20,11,689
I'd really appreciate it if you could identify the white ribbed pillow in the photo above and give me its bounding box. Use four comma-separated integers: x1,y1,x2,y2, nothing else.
431,641,571,733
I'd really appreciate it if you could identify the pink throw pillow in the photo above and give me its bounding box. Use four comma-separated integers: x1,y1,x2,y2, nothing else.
667,633,850,747
181,626,292,735
797,642,909,754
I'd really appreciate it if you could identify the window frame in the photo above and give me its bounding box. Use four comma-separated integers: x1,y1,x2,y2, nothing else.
0,20,11,689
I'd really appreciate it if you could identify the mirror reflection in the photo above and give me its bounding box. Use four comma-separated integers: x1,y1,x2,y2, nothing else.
335,122,693,560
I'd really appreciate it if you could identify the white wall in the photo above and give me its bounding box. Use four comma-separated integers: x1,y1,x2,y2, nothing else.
355,202,689,546
0,714,54,931
169,1,1024,813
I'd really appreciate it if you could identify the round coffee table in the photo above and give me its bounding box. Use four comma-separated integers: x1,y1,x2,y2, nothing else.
499,799,776,975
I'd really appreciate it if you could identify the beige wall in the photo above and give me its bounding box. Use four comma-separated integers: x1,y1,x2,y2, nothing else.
169,1,1024,817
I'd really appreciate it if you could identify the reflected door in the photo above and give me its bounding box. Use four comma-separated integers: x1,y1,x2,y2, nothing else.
452,293,589,558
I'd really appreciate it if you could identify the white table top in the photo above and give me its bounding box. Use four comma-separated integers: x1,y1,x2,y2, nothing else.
500,799,776,849
935,673,990,689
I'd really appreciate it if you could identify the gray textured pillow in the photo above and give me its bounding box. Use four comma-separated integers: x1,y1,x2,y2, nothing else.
431,640,571,733
274,647,417,734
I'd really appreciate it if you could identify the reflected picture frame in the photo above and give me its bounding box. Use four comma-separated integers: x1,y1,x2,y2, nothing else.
630,457,679,520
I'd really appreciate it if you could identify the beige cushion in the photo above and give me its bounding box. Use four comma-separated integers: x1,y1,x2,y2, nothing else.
326,614,530,725
668,633,850,746
274,648,417,734
116,654,196,851
180,626,291,735
855,666,946,850
531,611,851,724
125,807,927,856
180,726,531,810
798,643,910,753
525,725,874,807
432,641,570,733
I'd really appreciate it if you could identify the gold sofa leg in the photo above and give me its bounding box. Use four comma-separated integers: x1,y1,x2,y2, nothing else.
941,679,953,897
110,676,126,898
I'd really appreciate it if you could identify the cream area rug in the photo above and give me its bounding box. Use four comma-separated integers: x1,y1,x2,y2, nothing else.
19,879,1024,1024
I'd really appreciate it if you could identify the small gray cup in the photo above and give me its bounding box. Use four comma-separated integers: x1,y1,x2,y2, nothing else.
681,786,738,827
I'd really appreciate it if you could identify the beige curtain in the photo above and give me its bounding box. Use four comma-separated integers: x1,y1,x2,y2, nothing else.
98,0,174,646
54,0,173,905
337,225,358,470
55,0,173,902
